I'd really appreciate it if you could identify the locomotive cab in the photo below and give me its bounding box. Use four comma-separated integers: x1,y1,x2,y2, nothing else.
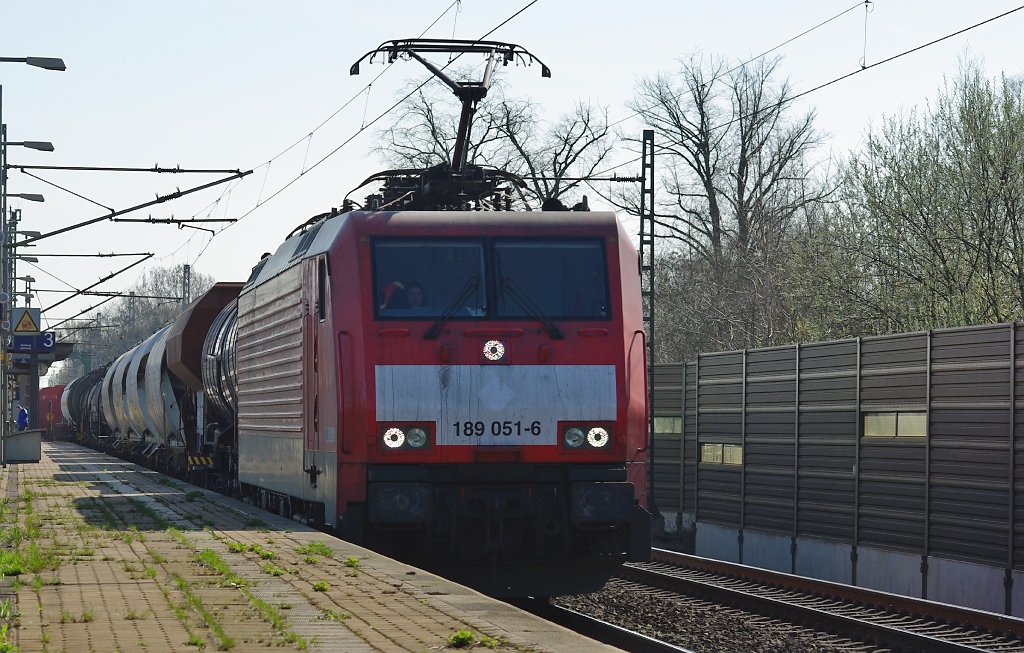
356,211,649,596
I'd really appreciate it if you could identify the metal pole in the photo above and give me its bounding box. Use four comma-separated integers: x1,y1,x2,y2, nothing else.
1007,324,1015,615
639,129,662,532
924,330,933,599
29,348,38,429
793,343,800,574
739,349,747,563
853,337,862,585
1,86,9,464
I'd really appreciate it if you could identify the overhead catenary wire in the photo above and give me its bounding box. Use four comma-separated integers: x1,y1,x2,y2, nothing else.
35,1,475,328
588,2,1024,182
604,0,871,133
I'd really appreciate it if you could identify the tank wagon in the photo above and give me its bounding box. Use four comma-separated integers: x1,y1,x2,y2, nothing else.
59,38,651,596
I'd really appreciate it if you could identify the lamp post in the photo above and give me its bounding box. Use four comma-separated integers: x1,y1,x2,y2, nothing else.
0,57,66,71
1,54,64,462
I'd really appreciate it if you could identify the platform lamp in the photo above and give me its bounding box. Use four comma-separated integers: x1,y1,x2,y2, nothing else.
0,55,64,464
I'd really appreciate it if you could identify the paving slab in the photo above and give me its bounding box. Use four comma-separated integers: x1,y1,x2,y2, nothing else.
0,442,623,653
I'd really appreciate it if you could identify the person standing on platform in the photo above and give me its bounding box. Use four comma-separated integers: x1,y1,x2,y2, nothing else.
16,405,29,431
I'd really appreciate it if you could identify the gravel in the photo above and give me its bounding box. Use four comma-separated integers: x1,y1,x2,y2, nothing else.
554,578,889,653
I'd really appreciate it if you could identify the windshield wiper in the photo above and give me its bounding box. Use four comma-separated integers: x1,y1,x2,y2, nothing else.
500,277,565,339
425,275,481,340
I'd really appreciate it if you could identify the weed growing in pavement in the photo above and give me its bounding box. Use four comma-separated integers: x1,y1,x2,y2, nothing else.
147,548,167,563
344,556,359,569
316,609,350,621
241,585,308,648
295,540,334,558
283,630,310,649
123,608,151,620
244,517,268,529
446,630,476,648
0,623,15,652
0,550,24,576
194,549,246,587
157,477,183,490
59,609,95,623
312,581,328,592
185,491,204,502
480,635,506,650
261,563,284,576
128,498,169,529
25,542,59,573
172,572,234,650
204,527,224,541
168,527,191,548
302,556,318,565
226,541,246,554
90,496,121,530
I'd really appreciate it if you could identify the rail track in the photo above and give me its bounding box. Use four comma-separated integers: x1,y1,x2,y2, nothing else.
608,548,1024,653
511,598,694,653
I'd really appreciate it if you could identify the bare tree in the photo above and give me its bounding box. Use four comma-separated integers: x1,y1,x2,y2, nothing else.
618,54,831,359
374,74,614,209
52,264,215,383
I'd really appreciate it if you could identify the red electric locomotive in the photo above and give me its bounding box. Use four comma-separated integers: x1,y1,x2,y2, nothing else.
236,205,650,594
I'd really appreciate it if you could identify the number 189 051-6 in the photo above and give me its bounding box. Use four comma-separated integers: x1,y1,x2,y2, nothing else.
452,420,542,437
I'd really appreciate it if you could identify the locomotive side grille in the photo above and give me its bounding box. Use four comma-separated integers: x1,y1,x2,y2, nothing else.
236,265,305,436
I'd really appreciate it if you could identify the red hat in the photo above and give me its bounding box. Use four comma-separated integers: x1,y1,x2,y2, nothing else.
381,281,405,306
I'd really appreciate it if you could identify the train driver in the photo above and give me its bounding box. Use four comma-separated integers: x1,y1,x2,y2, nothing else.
405,282,428,308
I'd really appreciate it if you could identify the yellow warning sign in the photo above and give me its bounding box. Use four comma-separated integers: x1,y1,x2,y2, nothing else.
11,307,41,335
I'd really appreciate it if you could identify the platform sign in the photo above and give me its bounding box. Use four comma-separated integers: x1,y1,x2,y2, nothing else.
10,332,55,352
10,307,41,335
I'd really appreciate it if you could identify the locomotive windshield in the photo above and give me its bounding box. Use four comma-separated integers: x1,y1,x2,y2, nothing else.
373,237,609,320
494,239,609,319
374,240,486,317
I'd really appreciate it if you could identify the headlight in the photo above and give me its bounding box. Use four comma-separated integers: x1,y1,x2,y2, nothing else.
380,424,433,451
564,427,585,448
587,427,610,448
383,427,405,449
560,423,614,450
407,427,428,448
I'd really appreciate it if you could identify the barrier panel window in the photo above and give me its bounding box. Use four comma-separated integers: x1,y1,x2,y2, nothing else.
700,443,742,465
863,411,927,438
654,416,681,433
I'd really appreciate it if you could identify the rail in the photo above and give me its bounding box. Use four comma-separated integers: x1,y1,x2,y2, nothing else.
618,548,1024,653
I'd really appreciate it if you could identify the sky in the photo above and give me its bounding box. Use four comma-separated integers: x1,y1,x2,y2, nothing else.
2,0,1024,348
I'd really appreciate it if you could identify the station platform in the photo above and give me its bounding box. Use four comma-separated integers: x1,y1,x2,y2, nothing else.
0,441,621,653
